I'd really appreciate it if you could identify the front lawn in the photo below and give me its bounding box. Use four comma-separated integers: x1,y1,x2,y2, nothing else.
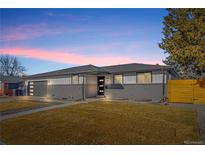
0,101,201,144
0,101,49,112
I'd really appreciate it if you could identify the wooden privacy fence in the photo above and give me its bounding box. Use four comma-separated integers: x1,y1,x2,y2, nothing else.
168,79,205,104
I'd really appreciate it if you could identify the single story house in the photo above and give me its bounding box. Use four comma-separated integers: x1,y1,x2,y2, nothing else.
24,63,178,102
0,76,24,96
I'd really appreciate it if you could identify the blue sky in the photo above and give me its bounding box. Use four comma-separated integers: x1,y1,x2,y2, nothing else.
0,9,168,75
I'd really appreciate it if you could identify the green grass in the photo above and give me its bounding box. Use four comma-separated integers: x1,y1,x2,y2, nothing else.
0,101,201,144
0,101,49,112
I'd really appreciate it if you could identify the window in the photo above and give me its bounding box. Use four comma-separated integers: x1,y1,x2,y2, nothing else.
79,76,85,84
114,74,123,84
123,75,136,84
137,73,151,84
152,74,167,83
72,75,79,84
123,73,136,84
105,75,113,84
152,74,163,83
152,74,162,83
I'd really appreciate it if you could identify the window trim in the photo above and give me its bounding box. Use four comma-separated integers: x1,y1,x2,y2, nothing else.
152,73,165,84
111,71,168,85
79,76,85,84
123,74,137,84
113,74,123,84
72,75,79,84
136,72,152,84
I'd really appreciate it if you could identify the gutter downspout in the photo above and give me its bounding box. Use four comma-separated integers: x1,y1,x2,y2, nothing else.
162,68,165,99
82,74,85,101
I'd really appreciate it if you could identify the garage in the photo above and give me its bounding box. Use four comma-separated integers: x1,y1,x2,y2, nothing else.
28,81,47,97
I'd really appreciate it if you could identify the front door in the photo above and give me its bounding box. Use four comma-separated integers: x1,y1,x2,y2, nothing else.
97,76,105,95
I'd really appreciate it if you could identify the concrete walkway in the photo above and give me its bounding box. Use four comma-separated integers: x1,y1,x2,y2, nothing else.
0,101,87,121
168,103,205,144
0,102,64,116
0,96,81,103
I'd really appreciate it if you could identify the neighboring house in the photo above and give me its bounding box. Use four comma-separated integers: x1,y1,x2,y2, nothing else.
0,76,24,96
24,63,178,102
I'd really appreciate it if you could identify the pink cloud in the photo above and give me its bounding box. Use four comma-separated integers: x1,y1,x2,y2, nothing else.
0,47,134,65
0,21,135,42
0,23,85,41
70,42,122,53
68,42,142,55
0,47,163,66
1,23,48,41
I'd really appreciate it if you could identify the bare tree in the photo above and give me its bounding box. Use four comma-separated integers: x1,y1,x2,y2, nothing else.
0,55,26,76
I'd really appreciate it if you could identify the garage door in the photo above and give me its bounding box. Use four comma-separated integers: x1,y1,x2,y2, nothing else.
29,81,47,97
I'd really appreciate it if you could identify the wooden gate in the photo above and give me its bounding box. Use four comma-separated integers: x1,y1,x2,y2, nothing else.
168,80,205,104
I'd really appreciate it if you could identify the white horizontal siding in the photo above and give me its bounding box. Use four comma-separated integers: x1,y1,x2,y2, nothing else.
48,77,71,85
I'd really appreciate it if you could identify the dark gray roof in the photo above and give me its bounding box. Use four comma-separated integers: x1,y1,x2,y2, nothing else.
25,63,172,79
102,63,171,73
26,64,108,79
0,76,23,83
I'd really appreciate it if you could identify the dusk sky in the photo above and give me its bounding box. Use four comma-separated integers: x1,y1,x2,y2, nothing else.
0,9,168,75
